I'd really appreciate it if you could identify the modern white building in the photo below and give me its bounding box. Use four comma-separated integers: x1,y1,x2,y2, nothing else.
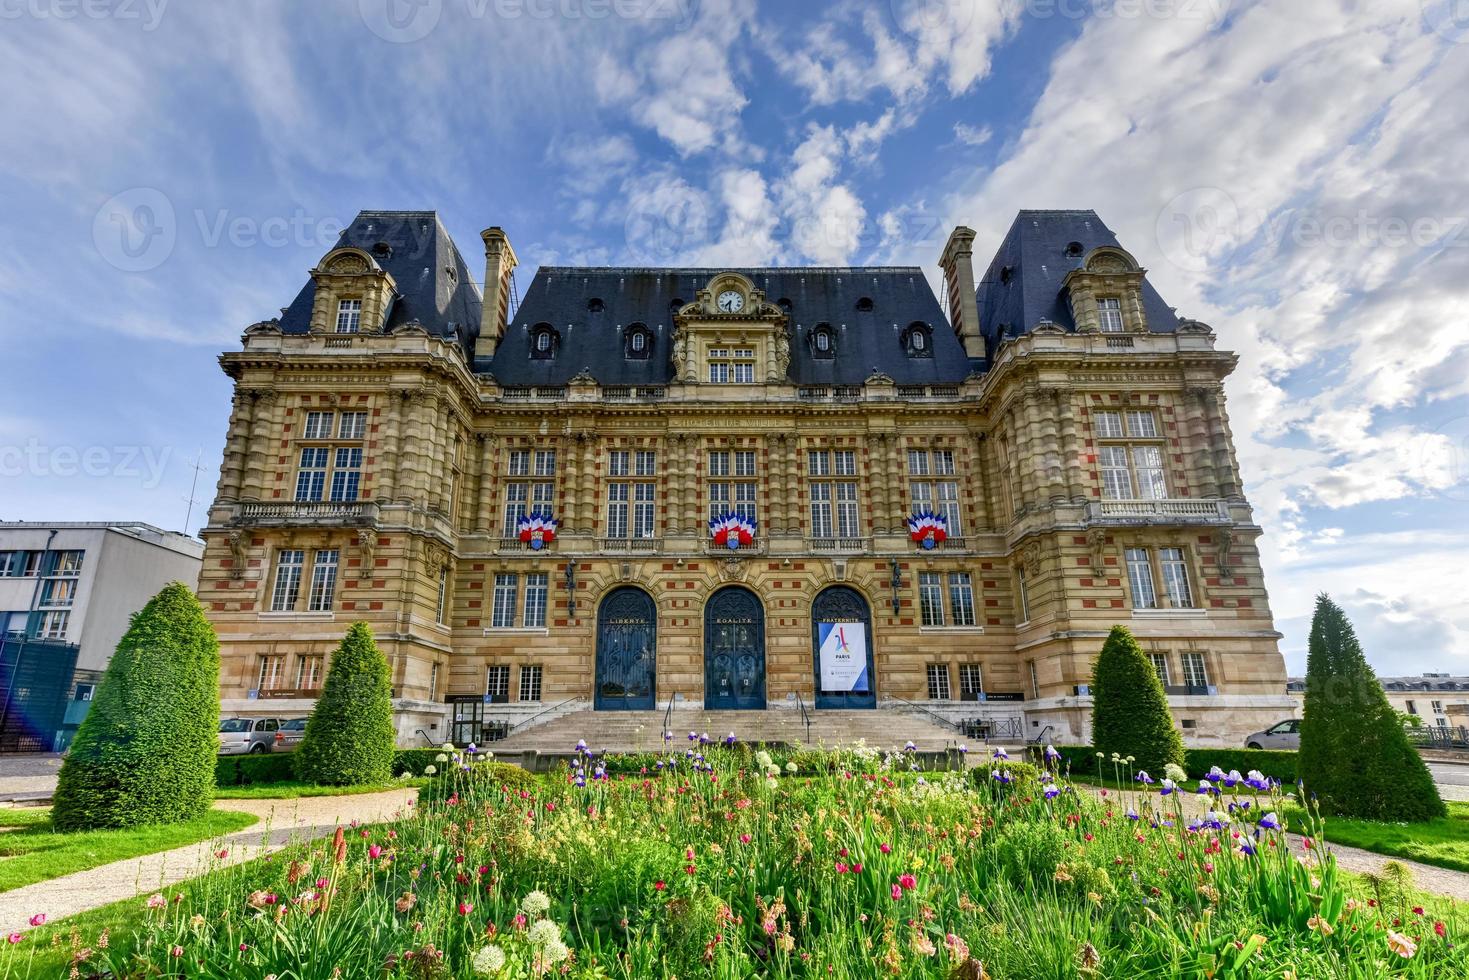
0,522,204,750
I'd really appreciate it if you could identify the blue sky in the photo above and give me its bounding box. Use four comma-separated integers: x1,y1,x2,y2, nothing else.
2,0,1467,674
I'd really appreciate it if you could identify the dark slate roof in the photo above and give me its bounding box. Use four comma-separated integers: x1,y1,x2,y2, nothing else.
278,211,482,356
485,267,972,386
976,210,1180,359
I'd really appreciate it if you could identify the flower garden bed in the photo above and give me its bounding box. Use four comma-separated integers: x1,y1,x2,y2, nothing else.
2,745,1463,977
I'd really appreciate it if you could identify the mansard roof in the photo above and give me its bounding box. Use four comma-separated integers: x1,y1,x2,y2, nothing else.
277,210,482,355
977,210,1181,356
486,266,973,386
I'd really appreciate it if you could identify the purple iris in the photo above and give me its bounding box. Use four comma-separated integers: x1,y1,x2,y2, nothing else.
1160,779,1176,796
1044,785,1060,800
992,747,1009,761
991,769,1012,785
1245,770,1269,791
1259,812,1280,831
1135,771,1154,785
1044,744,1061,762
1126,807,1140,821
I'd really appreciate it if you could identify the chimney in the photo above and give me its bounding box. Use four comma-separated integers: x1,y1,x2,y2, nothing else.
474,227,518,360
939,226,984,359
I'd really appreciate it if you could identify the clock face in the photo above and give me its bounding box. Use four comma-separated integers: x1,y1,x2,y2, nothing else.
716,289,744,313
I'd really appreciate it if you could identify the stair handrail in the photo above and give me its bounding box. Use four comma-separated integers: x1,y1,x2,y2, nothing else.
507,697,580,735
415,728,437,747
662,690,677,742
884,695,963,734
795,690,812,744
1028,723,1054,746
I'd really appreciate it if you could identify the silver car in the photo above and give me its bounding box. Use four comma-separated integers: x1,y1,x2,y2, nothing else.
219,717,281,755
272,717,309,753
1245,718,1300,750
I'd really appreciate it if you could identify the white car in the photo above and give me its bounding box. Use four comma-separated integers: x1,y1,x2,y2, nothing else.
1244,719,1300,750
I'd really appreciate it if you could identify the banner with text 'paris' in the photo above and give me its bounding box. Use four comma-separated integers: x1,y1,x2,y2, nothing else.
817,621,868,692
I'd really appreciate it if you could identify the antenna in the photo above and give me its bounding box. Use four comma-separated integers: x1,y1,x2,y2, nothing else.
182,449,207,535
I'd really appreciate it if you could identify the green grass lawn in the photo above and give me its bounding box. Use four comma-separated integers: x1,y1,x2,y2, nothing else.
213,778,426,799
0,807,258,893
1285,801,1469,873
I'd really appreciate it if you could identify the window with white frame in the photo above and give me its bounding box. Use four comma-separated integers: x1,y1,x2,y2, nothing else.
303,411,334,439
808,449,859,537
606,450,657,539
1159,547,1194,608
1097,296,1124,333
436,566,448,625
502,450,555,536
297,655,325,690
908,449,961,536
486,664,511,700
295,449,328,501
708,450,758,524
492,574,518,628
37,611,68,639
1127,546,1196,610
1028,660,1040,699
1095,410,1167,500
1015,567,1031,623
306,550,338,611
918,572,945,627
708,347,756,384
258,655,286,691
1125,547,1159,609
523,573,548,628
926,663,952,700
39,578,77,608
335,298,362,333
270,550,304,611
338,411,368,439
947,573,976,626
1149,653,1171,686
329,448,362,501
1180,652,1209,690
959,663,983,698
519,664,543,701
50,551,84,576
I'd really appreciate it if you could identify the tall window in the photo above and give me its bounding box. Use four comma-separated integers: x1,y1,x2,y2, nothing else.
39,578,77,609
492,574,518,628
1095,410,1166,499
329,448,362,501
519,664,543,702
918,572,945,627
926,663,952,700
808,449,859,537
947,573,976,627
917,572,976,627
303,411,334,439
1097,297,1124,332
270,550,304,611
1149,653,1171,686
50,551,84,576
37,611,69,639
709,450,758,523
486,664,511,700
335,298,362,333
1125,548,1158,609
503,449,555,536
1028,660,1040,699
338,412,368,439
1015,567,1031,623
523,573,548,628
708,347,755,383
297,655,325,690
1159,547,1194,608
436,566,448,625
306,550,338,611
258,655,286,691
606,450,656,539
959,664,983,698
908,449,961,535
1180,652,1209,690
295,448,329,501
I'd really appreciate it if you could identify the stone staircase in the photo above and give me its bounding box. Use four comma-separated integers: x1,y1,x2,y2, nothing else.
487,706,985,757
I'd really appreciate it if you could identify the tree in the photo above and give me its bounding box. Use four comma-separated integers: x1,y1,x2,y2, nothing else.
294,621,397,786
51,583,220,830
1299,594,1444,822
1090,625,1185,777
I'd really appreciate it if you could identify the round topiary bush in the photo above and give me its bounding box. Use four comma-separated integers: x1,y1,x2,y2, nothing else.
1090,624,1185,778
417,759,539,807
294,622,397,786
51,583,220,830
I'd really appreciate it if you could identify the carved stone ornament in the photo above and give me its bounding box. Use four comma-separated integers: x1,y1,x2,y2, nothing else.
671,327,690,381
324,253,370,276
1214,529,1235,578
357,529,378,568
1086,529,1108,577
569,368,598,386
718,558,749,583
227,529,247,580
1021,542,1041,577
1031,318,1066,336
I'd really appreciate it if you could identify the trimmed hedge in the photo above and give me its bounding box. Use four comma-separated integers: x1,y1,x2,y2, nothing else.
52,583,221,830
294,622,397,786
418,760,540,806
1034,744,1299,785
215,748,450,788
1090,625,1185,777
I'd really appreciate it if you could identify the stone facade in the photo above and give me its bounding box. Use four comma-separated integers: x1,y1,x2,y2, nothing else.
198,210,1293,746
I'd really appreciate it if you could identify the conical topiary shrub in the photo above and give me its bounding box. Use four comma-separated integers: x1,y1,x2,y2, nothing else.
51,582,220,830
1299,594,1444,822
294,621,397,786
1090,625,1185,777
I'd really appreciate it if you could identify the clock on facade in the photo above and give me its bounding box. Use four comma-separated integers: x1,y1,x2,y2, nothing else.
716,289,744,313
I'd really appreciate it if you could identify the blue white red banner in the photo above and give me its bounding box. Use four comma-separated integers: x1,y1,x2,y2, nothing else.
817,621,868,692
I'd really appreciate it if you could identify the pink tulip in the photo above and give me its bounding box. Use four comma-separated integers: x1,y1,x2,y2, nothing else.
890,883,903,900
899,873,917,890
27,914,44,927
368,845,383,859
879,843,891,854
458,901,473,916
7,933,21,944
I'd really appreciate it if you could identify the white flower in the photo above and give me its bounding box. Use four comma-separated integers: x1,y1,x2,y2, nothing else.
527,918,561,946
423,765,437,776
441,742,455,751
542,939,570,964
520,890,551,916
435,753,449,762
765,777,778,790
785,761,797,773
471,944,507,975
1164,763,1188,783
755,750,773,769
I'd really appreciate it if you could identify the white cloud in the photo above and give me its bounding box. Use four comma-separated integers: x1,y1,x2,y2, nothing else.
777,126,868,265
952,122,992,146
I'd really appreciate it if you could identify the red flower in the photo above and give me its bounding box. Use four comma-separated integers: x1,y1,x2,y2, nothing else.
458,902,473,916
898,874,917,890
1435,921,1447,938
654,880,667,891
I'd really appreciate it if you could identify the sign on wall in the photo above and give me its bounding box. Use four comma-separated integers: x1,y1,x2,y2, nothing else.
817,621,869,692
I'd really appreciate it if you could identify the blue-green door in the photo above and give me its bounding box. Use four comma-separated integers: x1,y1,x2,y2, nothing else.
595,587,656,711
704,587,765,710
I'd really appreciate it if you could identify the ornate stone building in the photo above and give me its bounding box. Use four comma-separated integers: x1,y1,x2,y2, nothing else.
199,209,1292,746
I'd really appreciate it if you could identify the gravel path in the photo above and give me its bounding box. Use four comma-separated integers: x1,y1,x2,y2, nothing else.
0,788,416,933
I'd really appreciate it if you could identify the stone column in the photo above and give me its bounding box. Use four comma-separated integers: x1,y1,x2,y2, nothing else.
885,434,904,533
1040,388,1068,505
666,434,683,535
578,435,598,535
215,389,253,503
562,432,581,533
376,391,405,502
1210,390,1245,501
1185,388,1221,500
239,390,277,501
1055,390,1085,504
474,434,497,534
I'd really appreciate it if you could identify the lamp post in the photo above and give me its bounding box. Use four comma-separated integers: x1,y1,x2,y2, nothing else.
889,558,902,616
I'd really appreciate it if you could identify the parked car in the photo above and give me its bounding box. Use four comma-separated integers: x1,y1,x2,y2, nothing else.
1244,719,1300,750
272,717,309,753
218,717,281,755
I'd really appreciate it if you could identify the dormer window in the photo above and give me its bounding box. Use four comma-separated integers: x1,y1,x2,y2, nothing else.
588,298,604,314
855,296,874,312
811,323,835,358
904,322,933,357
625,323,652,360
335,299,362,334
1098,297,1124,333
531,323,557,359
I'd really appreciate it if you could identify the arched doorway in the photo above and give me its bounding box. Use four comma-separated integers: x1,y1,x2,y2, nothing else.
595,587,656,710
812,586,876,709
704,586,766,710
